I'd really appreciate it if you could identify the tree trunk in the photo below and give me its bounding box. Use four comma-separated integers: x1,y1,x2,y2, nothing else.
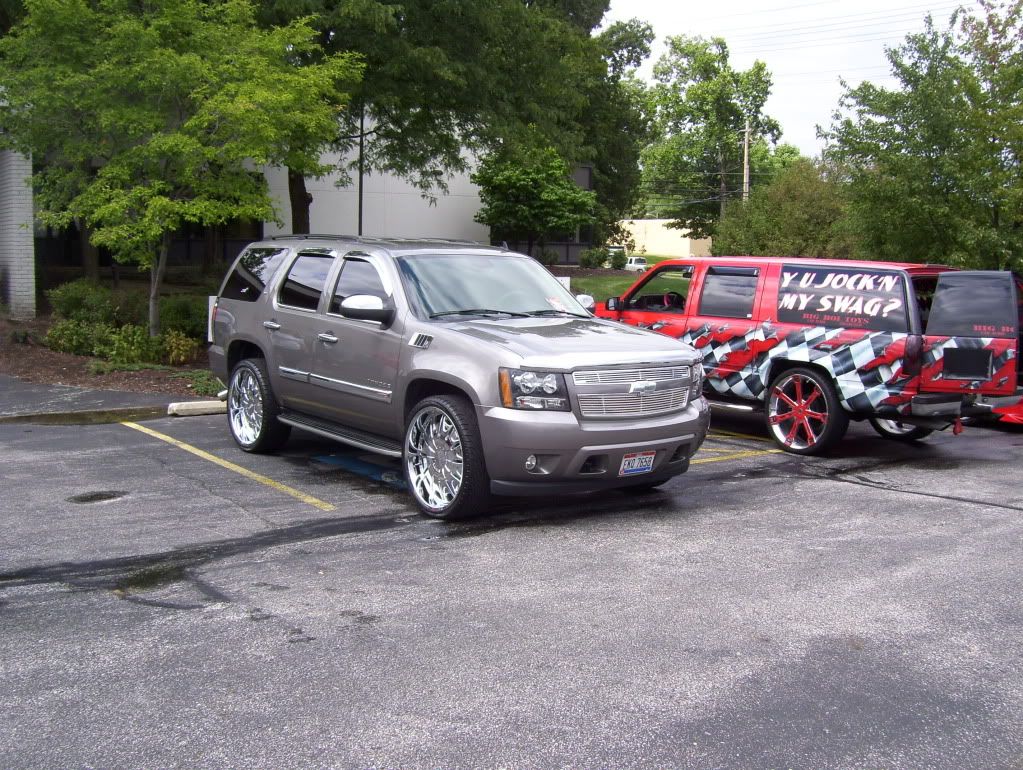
288,168,313,234
79,220,100,281
148,233,170,337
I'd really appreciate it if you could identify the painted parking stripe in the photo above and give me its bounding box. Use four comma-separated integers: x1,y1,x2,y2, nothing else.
692,447,783,464
121,421,336,512
708,429,775,443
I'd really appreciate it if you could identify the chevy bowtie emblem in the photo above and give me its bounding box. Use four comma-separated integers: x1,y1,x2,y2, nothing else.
629,381,656,394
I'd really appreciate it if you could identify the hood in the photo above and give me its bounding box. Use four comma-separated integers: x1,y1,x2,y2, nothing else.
444,316,698,369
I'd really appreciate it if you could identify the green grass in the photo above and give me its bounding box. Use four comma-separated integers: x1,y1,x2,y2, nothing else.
568,254,679,302
170,369,224,397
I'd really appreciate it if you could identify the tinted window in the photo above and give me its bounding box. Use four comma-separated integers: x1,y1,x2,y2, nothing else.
330,258,387,314
698,267,758,318
278,253,333,311
777,265,908,332
220,248,287,302
927,272,1017,338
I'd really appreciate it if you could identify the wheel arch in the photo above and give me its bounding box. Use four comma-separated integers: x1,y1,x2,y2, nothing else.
402,377,476,421
227,338,267,374
761,358,835,402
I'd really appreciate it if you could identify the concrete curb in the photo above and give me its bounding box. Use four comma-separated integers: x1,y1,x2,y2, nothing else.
167,400,227,417
0,405,170,425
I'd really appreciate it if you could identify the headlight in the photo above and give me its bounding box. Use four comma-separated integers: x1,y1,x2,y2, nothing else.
499,368,571,411
690,361,704,399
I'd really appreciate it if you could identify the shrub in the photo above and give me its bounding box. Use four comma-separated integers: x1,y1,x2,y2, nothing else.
112,290,148,327
105,324,162,365
609,251,627,270
579,247,609,268
536,248,560,267
45,319,116,356
161,329,201,365
160,294,208,339
47,279,116,324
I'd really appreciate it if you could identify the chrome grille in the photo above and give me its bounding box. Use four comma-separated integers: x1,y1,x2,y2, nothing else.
573,366,690,385
577,388,690,417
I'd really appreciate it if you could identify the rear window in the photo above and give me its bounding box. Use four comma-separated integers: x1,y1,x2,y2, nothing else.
220,247,287,302
926,272,1017,338
777,265,908,332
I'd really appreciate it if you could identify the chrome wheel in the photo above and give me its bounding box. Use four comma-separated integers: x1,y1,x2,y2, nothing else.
229,366,264,447
405,405,464,513
766,368,847,454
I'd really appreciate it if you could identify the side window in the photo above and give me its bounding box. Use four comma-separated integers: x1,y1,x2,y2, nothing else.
625,265,694,313
277,253,334,311
329,258,387,314
220,247,287,302
777,265,908,332
697,266,759,319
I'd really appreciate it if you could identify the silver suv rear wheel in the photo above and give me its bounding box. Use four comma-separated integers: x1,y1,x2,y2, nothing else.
228,358,291,453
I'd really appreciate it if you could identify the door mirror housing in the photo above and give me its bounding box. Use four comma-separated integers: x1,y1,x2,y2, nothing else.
606,297,622,312
340,294,394,325
575,294,596,312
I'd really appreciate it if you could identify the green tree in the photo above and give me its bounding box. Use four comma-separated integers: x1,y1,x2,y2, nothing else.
823,1,1023,270
0,0,361,334
582,20,655,246
258,0,592,232
472,145,597,257
641,35,779,238
712,158,855,258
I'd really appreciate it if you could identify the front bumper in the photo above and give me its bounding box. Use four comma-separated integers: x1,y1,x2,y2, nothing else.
477,397,710,497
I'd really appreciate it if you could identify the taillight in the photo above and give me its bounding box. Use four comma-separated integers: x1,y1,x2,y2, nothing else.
904,334,923,376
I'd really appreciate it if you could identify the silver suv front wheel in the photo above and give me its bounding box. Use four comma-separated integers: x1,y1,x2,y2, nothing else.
404,395,489,519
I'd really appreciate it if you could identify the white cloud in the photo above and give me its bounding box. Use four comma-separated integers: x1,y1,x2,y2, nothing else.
605,0,973,157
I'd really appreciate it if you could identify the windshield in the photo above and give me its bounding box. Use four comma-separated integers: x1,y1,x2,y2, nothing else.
397,253,589,319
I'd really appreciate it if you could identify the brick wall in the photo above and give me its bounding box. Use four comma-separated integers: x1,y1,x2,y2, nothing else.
0,151,36,319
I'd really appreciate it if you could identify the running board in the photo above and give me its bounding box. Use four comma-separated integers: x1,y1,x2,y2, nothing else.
278,411,403,457
707,399,757,412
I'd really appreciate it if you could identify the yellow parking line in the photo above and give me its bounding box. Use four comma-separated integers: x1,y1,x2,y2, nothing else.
708,429,774,443
692,448,783,464
121,421,336,512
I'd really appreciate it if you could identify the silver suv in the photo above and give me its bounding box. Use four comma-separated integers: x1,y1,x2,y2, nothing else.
210,236,710,519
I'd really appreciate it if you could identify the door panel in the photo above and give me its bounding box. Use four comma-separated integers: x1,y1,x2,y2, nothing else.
920,272,1019,395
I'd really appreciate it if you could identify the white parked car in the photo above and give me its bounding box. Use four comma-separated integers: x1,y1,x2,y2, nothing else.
623,256,648,272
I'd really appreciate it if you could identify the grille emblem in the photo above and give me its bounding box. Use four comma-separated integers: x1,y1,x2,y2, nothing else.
629,381,656,394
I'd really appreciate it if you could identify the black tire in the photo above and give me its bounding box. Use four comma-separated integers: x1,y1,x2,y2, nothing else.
764,366,849,455
227,358,291,453
868,417,933,442
403,395,490,520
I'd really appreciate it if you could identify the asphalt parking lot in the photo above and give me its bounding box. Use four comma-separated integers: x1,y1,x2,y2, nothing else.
3,404,1023,768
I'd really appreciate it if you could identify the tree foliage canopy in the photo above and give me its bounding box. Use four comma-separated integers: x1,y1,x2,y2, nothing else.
823,0,1023,270
640,35,778,238
0,0,362,333
712,159,855,258
472,144,597,257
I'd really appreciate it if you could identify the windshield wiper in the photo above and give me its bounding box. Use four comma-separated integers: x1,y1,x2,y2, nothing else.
524,309,590,318
430,308,530,319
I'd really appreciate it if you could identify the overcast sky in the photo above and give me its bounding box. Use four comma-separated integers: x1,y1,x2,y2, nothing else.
604,0,977,157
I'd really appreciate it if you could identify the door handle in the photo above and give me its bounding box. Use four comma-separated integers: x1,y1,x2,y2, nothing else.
263,321,281,331
318,332,339,344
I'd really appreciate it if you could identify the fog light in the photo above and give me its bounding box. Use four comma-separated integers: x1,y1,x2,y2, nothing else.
524,454,537,471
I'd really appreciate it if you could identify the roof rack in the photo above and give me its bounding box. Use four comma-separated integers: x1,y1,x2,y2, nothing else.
268,233,361,241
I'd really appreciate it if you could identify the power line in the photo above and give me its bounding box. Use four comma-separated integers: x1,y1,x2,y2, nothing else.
699,1,966,37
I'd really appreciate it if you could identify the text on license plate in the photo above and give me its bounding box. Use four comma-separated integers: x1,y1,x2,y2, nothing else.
619,451,656,476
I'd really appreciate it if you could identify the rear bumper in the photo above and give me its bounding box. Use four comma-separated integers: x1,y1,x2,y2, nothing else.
910,389,1023,418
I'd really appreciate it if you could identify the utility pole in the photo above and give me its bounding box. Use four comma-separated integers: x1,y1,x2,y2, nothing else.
742,118,751,202
357,105,365,236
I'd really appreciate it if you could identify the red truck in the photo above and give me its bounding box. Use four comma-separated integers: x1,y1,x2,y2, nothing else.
594,256,1023,454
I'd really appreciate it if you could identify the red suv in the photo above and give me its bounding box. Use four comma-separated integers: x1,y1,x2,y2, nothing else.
594,256,1023,454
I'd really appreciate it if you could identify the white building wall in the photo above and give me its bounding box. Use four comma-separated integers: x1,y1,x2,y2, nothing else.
621,218,712,259
0,151,36,319
263,154,489,241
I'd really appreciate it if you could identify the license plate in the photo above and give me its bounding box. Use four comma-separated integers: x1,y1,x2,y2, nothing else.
619,451,656,476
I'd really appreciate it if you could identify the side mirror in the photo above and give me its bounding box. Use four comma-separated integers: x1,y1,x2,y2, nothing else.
606,297,622,312
340,294,394,326
575,293,596,312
